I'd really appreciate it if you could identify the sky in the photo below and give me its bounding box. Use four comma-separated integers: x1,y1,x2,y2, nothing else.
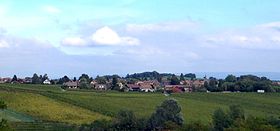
1,0,280,78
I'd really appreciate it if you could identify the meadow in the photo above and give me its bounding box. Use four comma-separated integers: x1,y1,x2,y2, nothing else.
0,84,280,127
0,91,110,125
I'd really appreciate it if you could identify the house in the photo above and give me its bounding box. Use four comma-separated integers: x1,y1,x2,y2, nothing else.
126,84,140,91
164,85,192,93
93,84,108,90
257,90,265,93
43,79,51,85
139,83,155,92
63,81,79,89
0,77,11,83
23,77,32,84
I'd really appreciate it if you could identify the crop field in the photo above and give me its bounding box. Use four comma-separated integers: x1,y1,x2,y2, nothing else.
44,91,280,123
0,91,110,125
0,109,35,122
0,84,280,126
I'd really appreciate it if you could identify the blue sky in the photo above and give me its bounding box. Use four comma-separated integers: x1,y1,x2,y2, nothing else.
1,0,280,78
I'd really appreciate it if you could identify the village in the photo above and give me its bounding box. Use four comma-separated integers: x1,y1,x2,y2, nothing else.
0,72,208,94
1,72,279,93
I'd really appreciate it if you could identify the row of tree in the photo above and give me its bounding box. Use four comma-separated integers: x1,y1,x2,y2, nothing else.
125,71,196,82
205,74,276,92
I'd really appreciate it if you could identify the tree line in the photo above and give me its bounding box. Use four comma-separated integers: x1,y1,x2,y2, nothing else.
204,74,278,92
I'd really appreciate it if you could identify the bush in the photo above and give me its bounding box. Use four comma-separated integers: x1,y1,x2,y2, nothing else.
113,109,138,130
147,99,184,130
184,121,209,131
212,108,231,131
0,119,11,131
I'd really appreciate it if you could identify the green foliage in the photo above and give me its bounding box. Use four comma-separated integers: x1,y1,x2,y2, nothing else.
32,73,41,84
80,110,147,131
184,121,210,131
147,99,183,130
212,108,230,131
57,75,71,84
95,76,107,84
113,109,138,130
79,78,90,89
125,71,161,81
80,119,113,131
225,75,237,82
228,105,245,121
0,100,7,110
0,119,11,131
170,75,180,85
184,73,196,79
11,75,18,82
180,73,185,81
79,74,90,83
112,75,119,90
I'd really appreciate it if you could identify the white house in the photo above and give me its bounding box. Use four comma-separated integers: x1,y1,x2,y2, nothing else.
43,79,51,85
257,90,265,93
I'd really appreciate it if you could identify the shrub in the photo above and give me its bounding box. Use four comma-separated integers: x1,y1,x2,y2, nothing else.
147,98,184,130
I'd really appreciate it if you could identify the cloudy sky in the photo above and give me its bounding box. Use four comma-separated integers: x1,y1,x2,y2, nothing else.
1,0,280,78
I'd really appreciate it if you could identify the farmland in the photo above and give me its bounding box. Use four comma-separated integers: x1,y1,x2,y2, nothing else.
0,84,280,129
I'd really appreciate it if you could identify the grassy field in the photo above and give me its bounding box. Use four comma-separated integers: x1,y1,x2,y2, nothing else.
0,91,110,125
43,91,280,123
0,84,280,125
0,109,35,122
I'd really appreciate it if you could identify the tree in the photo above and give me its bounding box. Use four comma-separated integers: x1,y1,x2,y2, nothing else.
42,74,48,82
225,75,237,82
0,119,11,131
73,77,77,82
79,78,90,89
57,75,70,84
184,121,210,131
147,99,184,130
212,108,230,131
112,75,119,90
79,74,90,83
229,105,245,121
0,100,7,110
184,73,196,80
0,100,10,131
180,73,185,81
32,73,41,84
170,75,180,85
95,76,107,84
11,75,18,82
114,109,138,130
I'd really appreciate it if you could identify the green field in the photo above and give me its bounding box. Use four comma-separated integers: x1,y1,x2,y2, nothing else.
0,90,110,125
0,84,280,127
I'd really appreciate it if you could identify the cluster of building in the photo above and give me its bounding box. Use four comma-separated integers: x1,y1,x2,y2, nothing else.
0,77,51,84
62,79,207,93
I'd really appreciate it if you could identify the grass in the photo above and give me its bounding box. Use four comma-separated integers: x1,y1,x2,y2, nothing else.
0,84,280,124
41,91,280,123
0,91,110,125
0,83,63,92
0,109,35,122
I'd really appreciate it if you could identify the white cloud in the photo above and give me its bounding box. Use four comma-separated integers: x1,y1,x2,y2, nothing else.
61,37,87,46
92,26,140,46
203,22,280,49
0,39,9,48
126,21,198,32
0,6,6,16
259,22,280,30
43,5,61,14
